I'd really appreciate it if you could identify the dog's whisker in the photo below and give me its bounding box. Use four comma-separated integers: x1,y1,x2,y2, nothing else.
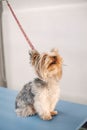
63,64,68,66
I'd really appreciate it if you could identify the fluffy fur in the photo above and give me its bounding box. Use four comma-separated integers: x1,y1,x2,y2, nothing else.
15,49,63,120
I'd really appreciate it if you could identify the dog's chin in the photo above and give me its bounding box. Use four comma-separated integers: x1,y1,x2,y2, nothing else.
47,71,62,81
36,65,62,82
36,61,62,81
49,66,62,80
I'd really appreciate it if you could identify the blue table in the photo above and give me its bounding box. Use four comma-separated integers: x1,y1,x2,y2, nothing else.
0,87,87,130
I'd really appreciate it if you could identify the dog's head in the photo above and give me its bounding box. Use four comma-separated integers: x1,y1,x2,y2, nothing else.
29,49,63,81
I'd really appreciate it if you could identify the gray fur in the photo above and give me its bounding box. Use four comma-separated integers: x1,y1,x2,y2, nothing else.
15,82,34,109
15,78,47,110
34,78,47,87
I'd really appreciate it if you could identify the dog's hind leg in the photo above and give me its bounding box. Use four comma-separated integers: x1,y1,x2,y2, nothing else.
15,105,36,117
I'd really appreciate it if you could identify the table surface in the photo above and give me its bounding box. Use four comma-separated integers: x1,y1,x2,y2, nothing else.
0,87,87,130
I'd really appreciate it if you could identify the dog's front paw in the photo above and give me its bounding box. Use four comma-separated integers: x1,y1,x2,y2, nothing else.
40,114,52,120
50,110,58,116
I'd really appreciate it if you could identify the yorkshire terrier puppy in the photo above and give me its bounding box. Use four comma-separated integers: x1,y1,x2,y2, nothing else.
15,49,63,120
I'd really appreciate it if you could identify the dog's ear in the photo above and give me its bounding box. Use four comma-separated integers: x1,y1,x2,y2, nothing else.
51,48,58,53
29,50,40,65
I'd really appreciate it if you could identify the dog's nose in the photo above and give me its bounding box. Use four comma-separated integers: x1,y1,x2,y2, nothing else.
53,56,57,60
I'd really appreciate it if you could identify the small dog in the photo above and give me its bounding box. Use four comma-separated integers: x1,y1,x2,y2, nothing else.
15,49,63,120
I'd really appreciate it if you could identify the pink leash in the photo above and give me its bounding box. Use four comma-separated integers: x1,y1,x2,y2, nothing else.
3,0,35,50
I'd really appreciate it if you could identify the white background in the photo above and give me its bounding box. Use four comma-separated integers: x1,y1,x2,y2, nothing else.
2,0,87,104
